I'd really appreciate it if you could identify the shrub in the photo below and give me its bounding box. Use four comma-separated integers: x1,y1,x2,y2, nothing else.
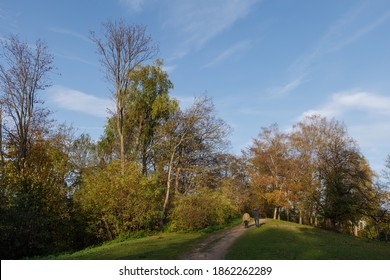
74,161,164,241
169,187,237,231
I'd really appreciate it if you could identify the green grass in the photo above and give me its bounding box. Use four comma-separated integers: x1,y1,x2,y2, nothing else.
39,219,390,260
40,219,242,260
43,232,203,260
226,219,390,260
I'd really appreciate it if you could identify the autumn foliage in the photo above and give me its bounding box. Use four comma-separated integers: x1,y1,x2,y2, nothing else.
1,25,389,260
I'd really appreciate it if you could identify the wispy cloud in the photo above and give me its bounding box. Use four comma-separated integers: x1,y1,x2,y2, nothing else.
164,0,259,57
48,86,113,118
119,0,147,12
300,91,390,119
267,74,306,98
171,95,195,109
205,40,251,68
271,2,390,97
299,90,390,174
0,6,19,29
49,27,90,43
162,64,176,74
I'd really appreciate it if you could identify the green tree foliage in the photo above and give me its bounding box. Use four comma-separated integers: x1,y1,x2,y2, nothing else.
124,60,178,173
74,161,164,241
169,187,236,231
364,155,390,240
99,60,178,173
90,19,158,173
0,131,74,258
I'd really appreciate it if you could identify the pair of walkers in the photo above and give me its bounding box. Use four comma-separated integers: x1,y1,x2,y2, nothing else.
242,208,260,228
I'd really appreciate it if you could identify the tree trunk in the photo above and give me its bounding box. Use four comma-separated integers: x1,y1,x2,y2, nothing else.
117,104,125,175
299,210,303,224
0,106,3,165
102,217,113,241
273,207,277,219
162,150,176,220
120,132,125,174
175,166,181,194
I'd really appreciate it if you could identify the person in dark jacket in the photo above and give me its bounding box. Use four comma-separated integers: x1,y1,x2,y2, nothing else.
253,208,260,227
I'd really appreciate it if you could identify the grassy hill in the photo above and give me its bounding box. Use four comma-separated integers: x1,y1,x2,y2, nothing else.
40,219,390,260
226,219,390,260
41,232,204,260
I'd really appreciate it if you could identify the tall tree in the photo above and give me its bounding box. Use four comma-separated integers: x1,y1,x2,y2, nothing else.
289,115,327,225
247,124,290,219
90,19,158,173
122,60,177,173
97,60,177,174
155,96,230,220
0,35,54,170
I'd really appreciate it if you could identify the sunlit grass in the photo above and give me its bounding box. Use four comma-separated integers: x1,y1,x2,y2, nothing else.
226,219,390,260
40,219,390,260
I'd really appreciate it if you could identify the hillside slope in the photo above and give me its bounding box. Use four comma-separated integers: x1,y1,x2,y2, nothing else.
226,219,390,260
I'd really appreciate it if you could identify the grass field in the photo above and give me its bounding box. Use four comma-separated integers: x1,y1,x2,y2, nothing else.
44,232,203,260
40,219,390,260
226,219,390,260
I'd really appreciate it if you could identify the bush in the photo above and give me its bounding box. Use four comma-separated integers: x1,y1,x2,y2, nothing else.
74,161,164,241
169,187,237,231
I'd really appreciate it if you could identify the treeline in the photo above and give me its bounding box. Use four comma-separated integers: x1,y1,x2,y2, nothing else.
0,20,389,259
246,117,390,239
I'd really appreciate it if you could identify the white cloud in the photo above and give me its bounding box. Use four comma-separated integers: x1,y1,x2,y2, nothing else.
274,3,390,97
349,122,390,174
268,74,306,97
49,27,90,43
205,40,251,68
48,86,113,118
300,91,390,119
0,7,18,29
119,0,146,12
162,64,176,74
299,91,390,175
171,95,195,109
164,0,259,56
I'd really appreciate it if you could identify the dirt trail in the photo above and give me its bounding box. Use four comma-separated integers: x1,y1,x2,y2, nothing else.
180,219,266,260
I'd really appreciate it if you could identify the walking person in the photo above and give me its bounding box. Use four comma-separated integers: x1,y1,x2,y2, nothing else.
253,208,260,227
242,212,250,228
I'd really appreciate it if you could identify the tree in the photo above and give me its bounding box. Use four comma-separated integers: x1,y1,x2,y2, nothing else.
0,35,54,171
0,126,76,258
155,96,231,220
99,60,178,174
289,115,327,225
91,19,158,173
74,161,163,241
247,124,290,220
383,154,390,187
290,115,377,231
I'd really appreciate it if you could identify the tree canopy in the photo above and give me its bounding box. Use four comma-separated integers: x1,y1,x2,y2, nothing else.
1,22,389,259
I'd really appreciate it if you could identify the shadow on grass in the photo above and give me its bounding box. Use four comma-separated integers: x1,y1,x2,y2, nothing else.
226,221,390,260
51,232,206,260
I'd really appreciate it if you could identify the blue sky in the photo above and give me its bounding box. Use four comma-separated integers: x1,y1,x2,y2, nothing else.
1,0,390,175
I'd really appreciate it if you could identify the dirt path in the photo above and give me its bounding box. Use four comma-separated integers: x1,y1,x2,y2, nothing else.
180,220,266,260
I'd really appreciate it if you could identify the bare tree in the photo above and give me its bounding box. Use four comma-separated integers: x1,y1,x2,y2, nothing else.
90,19,158,173
0,35,54,170
156,96,231,219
